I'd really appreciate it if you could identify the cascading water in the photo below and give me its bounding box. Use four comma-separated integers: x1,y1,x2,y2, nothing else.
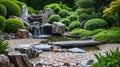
30,21,51,38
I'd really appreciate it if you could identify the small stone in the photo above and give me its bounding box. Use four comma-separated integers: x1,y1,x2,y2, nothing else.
86,60,94,65
62,62,70,67
40,39,49,44
69,48,86,53
48,42,54,45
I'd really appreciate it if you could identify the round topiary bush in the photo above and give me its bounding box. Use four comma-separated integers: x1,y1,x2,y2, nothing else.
78,13,90,22
92,29,106,35
58,10,69,18
0,0,20,18
84,18,107,30
68,21,81,30
0,4,7,17
48,14,61,24
0,16,6,31
59,18,70,26
15,1,27,8
94,30,120,43
109,27,120,32
5,18,25,33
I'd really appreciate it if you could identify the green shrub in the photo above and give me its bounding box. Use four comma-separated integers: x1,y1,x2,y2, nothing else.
0,16,6,31
84,18,107,30
94,30,120,43
58,10,69,18
70,28,93,37
59,18,70,26
0,40,9,54
5,18,25,33
109,27,120,32
68,21,81,30
68,14,78,22
0,0,20,18
92,29,106,35
43,3,71,14
92,48,120,67
76,8,94,15
0,4,7,17
48,14,61,24
15,1,27,8
75,0,93,8
78,13,90,22
28,7,38,14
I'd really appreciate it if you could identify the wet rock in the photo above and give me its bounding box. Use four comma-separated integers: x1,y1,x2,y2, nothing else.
0,54,11,67
52,46,63,52
68,48,86,53
48,42,54,45
15,45,39,59
17,29,29,38
40,39,50,44
33,44,52,51
76,63,87,67
52,22,65,35
86,60,94,65
8,51,34,67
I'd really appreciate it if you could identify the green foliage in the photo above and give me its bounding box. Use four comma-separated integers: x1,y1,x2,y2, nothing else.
0,40,9,54
0,0,20,18
27,7,38,14
0,16,6,31
94,30,120,43
70,28,93,37
0,4,7,17
103,0,120,26
84,18,107,30
58,10,69,18
76,8,95,15
92,29,106,35
68,21,81,30
5,18,25,33
75,0,93,8
44,3,71,14
109,27,120,32
92,48,120,67
15,1,27,8
18,0,74,10
68,13,78,22
48,14,61,24
59,18,70,26
78,13,90,22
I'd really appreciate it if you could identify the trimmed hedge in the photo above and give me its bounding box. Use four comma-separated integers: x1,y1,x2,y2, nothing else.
5,18,25,33
15,1,27,8
0,4,7,17
0,0,20,18
48,14,61,24
58,10,69,18
94,30,120,43
109,27,120,32
92,29,106,35
68,21,81,30
70,28,93,37
84,18,107,30
0,16,6,31
59,18,70,26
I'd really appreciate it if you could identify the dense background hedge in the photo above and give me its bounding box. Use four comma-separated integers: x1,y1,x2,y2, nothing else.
0,4,7,17
0,0,20,18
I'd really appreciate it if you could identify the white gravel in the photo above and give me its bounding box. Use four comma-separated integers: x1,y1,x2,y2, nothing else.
7,39,120,66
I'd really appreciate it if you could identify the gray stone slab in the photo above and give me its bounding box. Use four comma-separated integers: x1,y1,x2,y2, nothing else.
53,40,101,47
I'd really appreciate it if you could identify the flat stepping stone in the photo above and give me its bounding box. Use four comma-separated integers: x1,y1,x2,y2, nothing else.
53,40,101,47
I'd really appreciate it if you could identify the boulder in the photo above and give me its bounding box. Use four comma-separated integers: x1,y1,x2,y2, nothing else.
8,51,34,67
17,29,29,38
0,54,12,67
33,44,52,51
15,45,39,59
52,22,65,35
